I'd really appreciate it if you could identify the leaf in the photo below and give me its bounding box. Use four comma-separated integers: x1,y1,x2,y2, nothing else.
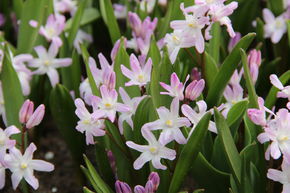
17,0,51,54
13,0,23,19
80,44,99,96
207,22,221,63
265,70,290,109
288,20,290,46
226,99,248,129
65,8,100,30
1,45,24,137
206,33,256,108
49,84,85,172
81,166,102,193
204,52,219,90
168,112,211,193
83,155,114,193
99,0,121,44
267,0,284,15
67,0,88,48
83,187,96,193
214,108,242,186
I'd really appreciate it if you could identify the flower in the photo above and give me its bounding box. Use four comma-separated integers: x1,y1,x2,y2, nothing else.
0,162,5,189
5,143,54,190
19,100,45,129
121,54,152,87
160,73,188,100
0,126,20,161
29,42,72,87
164,30,195,64
54,0,77,15
74,98,105,145
79,78,93,105
126,128,176,170
247,49,262,84
267,160,290,193
148,172,160,191
143,98,191,145
91,85,129,122
39,14,66,46
115,180,132,193
185,79,205,101
73,30,93,54
228,32,241,52
257,109,290,161
181,100,217,136
0,14,5,27
170,3,210,53
113,4,127,19
118,87,145,134
270,74,290,108
263,8,287,44
139,0,156,13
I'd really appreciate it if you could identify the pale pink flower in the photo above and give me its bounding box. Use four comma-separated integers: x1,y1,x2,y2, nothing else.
111,38,127,62
284,0,290,9
74,98,105,145
5,143,54,190
160,73,189,100
29,42,72,87
19,100,45,129
115,180,132,193
139,0,156,13
54,0,77,15
91,85,129,122
121,54,152,87
257,109,290,161
118,87,146,134
270,74,290,108
113,4,127,19
185,79,205,101
79,78,93,105
182,100,217,136
164,30,195,64
126,128,176,170
0,162,5,189
39,14,66,46
267,160,290,193
228,32,241,52
170,3,210,53
0,126,20,161
74,30,93,54
143,98,191,145
247,49,262,84
263,8,287,44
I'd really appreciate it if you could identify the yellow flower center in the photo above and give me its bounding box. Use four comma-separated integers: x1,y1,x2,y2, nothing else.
44,60,51,66
275,20,283,28
188,22,196,28
21,163,27,169
172,35,180,44
82,119,90,125
105,103,112,108
48,28,56,37
165,120,173,127
138,74,145,83
149,147,157,154
206,0,214,3
279,136,289,142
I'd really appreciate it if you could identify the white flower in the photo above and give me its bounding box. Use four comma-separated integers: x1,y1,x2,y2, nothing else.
0,126,20,160
73,30,93,54
79,78,93,105
267,160,290,193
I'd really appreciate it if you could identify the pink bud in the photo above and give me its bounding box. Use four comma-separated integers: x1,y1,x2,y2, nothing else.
111,38,127,61
134,185,146,193
107,150,117,174
145,180,154,193
228,32,241,52
247,49,262,84
103,69,116,90
19,100,34,124
191,67,201,81
115,180,132,193
247,109,266,126
148,172,160,191
26,104,45,129
185,79,205,101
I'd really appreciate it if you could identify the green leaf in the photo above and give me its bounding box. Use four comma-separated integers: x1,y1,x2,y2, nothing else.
17,0,51,54
168,112,211,193
81,166,102,193
287,20,290,46
83,155,114,193
49,84,85,173
267,0,284,15
206,33,256,108
204,52,219,90
226,99,249,128
83,187,95,193
80,44,99,96
207,22,221,63
256,18,264,43
65,8,100,30
99,0,121,43
265,70,290,109
1,45,24,134
67,0,88,48
13,0,23,19
214,108,242,186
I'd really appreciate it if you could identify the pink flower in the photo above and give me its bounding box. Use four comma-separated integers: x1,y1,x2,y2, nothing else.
270,74,290,107
54,0,77,16
74,98,105,145
247,49,262,84
0,126,20,161
79,78,93,105
148,172,160,191
143,98,191,145
160,73,188,100
126,128,176,170
19,100,45,129
170,3,210,53
91,85,129,122
121,54,152,87
115,180,132,193
228,32,241,52
0,14,5,27
29,42,72,87
113,4,127,19
5,143,54,190
185,79,205,101
182,100,217,135
111,38,127,62
74,30,93,54
267,160,290,193
39,14,66,46
263,8,287,44
0,162,5,189
257,109,290,161
118,87,146,134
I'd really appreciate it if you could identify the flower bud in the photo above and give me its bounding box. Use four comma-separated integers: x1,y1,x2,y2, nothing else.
228,32,241,52
191,67,201,81
19,100,34,124
134,185,145,193
185,79,205,101
115,180,132,193
111,38,127,61
145,180,154,193
247,49,261,84
26,104,45,129
247,109,266,126
148,172,160,191
107,150,117,174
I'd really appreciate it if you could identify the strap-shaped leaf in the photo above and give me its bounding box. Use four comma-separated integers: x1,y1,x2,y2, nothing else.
168,112,211,193
206,33,256,107
83,187,96,193
204,52,219,90
65,8,100,30
226,99,249,128
207,22,221,63
214,108,242,186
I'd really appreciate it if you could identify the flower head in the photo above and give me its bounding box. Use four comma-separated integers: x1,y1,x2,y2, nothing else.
113,4,127,19
79,78,93,105
267,160,290,193
73,30,93,54
270,74,290,107
0,126,20,161
247,49,262,84
54,0,77,15
19,100,45,129
126,128,176,170
185,79,205,101
160,73,188,100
